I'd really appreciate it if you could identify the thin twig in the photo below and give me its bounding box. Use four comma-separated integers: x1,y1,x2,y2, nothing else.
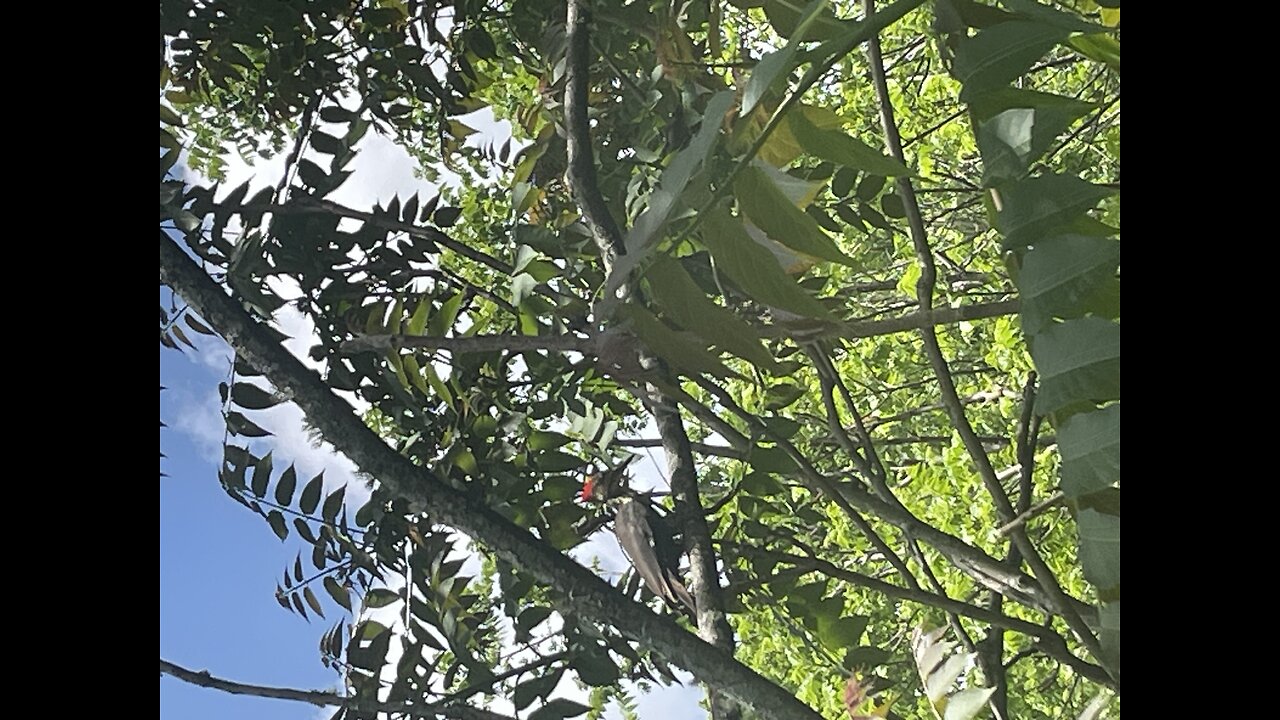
159,658,513,719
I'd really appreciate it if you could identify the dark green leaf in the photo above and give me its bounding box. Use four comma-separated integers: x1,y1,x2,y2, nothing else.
322,486,347,523
1069,33,1120,72
700,208,834,320
310,132,347,155
831,167,857,197
818,614,868,652
1018,234,1120,333
765,383,806,410
954,21,1069,100
266,511,289,540
646,256,778,371
763,0,848,42
1058,404,1119,499
997,174,1113,248
528,698,591,720
528,430,571,451
842,645,891,671
1000,0,1102,33
297,159,329,189
789,111,911,177
250,452,274,498
620,305,737,379
622,91,736,255
364,588,401,609
1077,507,1119,591
534,450,584,473
300,472,325,515
1030,317,1120,415
855,174,886,201
571,649,621,687
324,577,353,611
514,668,564,711
433,206,462,227
742,0,832,115
275,464,298,505
735,165,856,267
184,314,216,335
749,446,798,474
303,587,326,618
231,382,282,410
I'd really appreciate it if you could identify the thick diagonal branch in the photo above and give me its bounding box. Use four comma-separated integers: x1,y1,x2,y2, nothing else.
160,232,823,720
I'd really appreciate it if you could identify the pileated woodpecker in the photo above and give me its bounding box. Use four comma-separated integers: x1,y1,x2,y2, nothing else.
580,458,696,617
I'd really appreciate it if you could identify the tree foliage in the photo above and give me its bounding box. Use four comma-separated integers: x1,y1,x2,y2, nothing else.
160,1,1119,718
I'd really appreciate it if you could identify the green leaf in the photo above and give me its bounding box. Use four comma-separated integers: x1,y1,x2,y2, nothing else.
297,159,329,189
842,645,891,671
1077,507,1120,591
323,577,353,612
433,206,462,227
954,21,1069,100
364,588,401,609
735,165,856,266
266,511,289,540
1017,234,1120,333
789,109,911,177
1069,33,1120,72
300,472,324,515
1000,0,1102,33
407,296,431,335
1058,404,1120,499
232,382,282,410
571,647,621,686
529,698,591,720
303,587,326,618
226,411,271,438
646,256,778,371
275,464,298,505
763,0,847,42
515,606,554,638
742,0,832,114
765,383,806,410
700,208,834,319
997,174,1113,248
251,452,273,498
749,446,798,474
309,132,346,155
1030,317,1120,415
817,614,868,652
322,485,347,524
534,450,583,473
528,430,572,451
514,669,564,711
428,292,463,337
831,167,857,197
623,91,735,256
1098,600,1120,669
620,305,737,378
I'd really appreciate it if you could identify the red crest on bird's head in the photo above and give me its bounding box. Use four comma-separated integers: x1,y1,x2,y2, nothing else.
580,472,599,502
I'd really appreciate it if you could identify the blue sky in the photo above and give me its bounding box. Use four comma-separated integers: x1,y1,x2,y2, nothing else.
160,122,709,718
161,336,346,720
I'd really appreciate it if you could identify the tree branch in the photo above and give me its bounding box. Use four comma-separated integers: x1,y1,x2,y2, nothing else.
562,4,741,717
160,232,825,720
159,658,513,720
340,332,593,355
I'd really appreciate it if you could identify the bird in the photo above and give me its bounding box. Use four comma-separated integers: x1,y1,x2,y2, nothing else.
580,457,696,618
